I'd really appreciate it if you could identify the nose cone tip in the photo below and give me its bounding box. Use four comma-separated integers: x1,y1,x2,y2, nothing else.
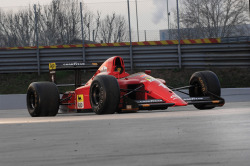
165,93,188,106
167,98,187,106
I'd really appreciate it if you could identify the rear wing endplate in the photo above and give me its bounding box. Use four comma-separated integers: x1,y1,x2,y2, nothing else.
49,62,100,88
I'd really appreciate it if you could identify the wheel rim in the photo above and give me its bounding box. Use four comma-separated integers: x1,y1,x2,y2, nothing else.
92,84,100,105
191,81,204,97
194,82,203,96
28,91,36,110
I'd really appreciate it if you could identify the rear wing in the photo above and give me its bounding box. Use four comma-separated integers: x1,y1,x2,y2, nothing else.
49,62,100,88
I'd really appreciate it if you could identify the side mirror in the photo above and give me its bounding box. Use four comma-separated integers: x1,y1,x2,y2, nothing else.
145,70,151,75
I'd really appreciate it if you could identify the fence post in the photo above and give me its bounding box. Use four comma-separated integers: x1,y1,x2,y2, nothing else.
135,0,139,42
166,0,170,40
80,2,86,63
34,4,40,75
176,0,182,69
127,0,133,71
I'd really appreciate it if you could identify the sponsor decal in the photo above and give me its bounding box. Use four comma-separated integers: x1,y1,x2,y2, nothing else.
136,99,164,104
140,74,155,82
170,94,181,100
49,63,56,70
77,95,84,109
63,62,85,66
101,66,107,72
198,77,206,93
121,72,143,79
184,97,209,101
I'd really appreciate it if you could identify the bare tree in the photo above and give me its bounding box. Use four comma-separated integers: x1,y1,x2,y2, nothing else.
172,0,249,39
0,10,11,47
100,13,115,43
0,7,35,47
113,15,127,43
0,0,129,47
83,10,95,41
99,13,128,43
14,8,35,46
39,0,62,45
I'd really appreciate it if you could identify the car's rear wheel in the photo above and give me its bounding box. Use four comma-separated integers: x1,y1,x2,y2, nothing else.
189,71,221,110
90,75,120,114
27,82,60,117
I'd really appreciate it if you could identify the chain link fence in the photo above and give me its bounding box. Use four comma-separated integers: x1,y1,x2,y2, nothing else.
0,0,249,47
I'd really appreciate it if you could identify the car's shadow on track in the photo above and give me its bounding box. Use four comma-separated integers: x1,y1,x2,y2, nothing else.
56,105,224,117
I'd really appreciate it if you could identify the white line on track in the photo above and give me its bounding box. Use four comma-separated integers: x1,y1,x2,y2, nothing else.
0,107,249,124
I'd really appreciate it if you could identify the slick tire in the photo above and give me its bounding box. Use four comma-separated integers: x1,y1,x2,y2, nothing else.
189,71,221,110
27,82,60,117
90,75,120,115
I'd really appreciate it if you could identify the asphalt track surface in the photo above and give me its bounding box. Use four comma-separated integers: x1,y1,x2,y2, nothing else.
0,88,250,166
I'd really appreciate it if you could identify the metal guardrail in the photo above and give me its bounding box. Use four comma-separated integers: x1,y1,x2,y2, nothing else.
221,36,250,43
0,43,249,73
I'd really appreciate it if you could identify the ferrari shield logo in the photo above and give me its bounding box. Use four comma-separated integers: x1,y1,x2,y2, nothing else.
77,95,84,108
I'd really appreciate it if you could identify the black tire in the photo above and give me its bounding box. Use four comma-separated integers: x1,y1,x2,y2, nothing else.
27,82,60,117
89,75,120,114
189,71,221,110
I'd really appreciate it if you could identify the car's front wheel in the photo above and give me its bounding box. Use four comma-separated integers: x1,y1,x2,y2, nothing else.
89,75,120,114
189,71,221,110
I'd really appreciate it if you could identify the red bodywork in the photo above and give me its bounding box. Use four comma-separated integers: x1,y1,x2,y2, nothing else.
61,56,188,111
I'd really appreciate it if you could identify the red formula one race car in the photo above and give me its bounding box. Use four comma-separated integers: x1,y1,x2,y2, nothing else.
26,56,225,117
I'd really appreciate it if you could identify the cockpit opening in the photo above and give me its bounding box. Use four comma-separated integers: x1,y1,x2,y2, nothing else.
114,57,124,74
